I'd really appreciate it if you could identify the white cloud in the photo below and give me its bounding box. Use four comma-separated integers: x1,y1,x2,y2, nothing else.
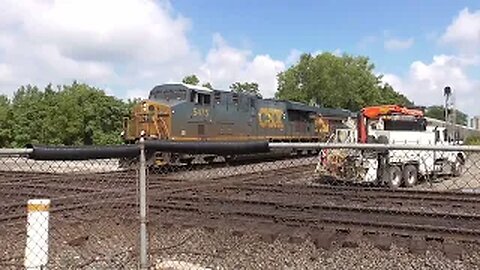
381,54,480,115
0,0,290,100
441,8,480,54
285,49,303,66
384,37,414,51
198,34,285,98
0,0,198,97
381,8,480,116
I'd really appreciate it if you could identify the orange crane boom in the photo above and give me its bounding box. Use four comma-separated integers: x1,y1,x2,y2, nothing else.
361,105,424,119
358,105,424,143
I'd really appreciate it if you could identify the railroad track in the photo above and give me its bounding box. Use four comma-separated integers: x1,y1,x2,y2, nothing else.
143,180,480,250
2,157,480,253
216,183,480,213
0,162,316,223
149,194,480,235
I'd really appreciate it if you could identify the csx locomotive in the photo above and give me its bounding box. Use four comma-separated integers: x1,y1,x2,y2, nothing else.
122,83,349,165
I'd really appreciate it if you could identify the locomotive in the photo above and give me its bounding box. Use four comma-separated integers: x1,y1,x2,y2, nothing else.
122,83,348,165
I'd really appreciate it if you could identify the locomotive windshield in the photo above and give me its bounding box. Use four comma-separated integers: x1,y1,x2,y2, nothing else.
150,88,187,101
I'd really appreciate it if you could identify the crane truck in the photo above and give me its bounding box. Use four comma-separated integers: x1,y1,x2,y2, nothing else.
318,105,465,188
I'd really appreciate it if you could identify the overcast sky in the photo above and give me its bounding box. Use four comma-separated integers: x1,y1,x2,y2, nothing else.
0,0,479,116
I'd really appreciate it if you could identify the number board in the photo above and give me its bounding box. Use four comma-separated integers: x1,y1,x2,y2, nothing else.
192,108,209,117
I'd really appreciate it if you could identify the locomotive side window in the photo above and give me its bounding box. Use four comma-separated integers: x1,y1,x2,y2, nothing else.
232,93,239,104
190,90,197,103
214,91,221,104
203,94,211,105
190,90,211,105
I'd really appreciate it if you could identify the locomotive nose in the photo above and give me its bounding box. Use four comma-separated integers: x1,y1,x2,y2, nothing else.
125,100,172,141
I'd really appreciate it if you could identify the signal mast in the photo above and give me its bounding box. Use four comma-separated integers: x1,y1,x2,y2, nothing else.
443,86,457,142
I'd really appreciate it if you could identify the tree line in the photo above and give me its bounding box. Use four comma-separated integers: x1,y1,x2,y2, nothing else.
182,74,261,96
0,82,136,147
0,52,471,147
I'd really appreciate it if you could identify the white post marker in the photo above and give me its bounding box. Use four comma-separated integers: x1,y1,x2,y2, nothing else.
24,199,50,270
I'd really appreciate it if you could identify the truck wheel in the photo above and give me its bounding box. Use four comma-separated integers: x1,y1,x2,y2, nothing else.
388,166,403,189
403,165,418,187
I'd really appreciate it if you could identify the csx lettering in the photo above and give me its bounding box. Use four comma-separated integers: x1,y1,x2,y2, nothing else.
192,108,209,117
258,108,284,129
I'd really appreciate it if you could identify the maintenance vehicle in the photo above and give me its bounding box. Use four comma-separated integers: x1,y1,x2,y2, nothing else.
318,105,465,188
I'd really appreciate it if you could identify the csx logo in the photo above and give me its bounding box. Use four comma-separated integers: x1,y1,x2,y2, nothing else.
192,108,209,117
258,108,284,129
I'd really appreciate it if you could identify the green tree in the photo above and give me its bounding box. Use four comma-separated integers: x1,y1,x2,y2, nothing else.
229,82,260,96
10,85,47,147
0,95,12,147
8,82,129,146
52,82,127,145
182,75,200,85
425,105,468,126
275,52,413,111
465,135,480,145
202,82,213,89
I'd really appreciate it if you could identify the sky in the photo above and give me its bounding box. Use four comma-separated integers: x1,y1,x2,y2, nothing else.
0,0,479,116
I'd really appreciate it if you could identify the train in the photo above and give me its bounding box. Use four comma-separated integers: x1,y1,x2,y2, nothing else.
121,83,353,165
121,82,480,167
423,117,480,143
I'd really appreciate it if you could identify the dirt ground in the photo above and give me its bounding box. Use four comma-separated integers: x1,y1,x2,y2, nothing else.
2,218,479,270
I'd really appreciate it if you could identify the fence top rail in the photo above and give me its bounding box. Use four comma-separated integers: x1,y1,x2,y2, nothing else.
0,148,33,156
269,142,480,152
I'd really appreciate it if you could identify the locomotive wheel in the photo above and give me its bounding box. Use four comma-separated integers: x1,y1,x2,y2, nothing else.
387,165,403,189
403,165,418,187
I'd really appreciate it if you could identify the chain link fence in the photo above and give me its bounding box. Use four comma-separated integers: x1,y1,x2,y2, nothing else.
1,142,480,269
0,150,139,269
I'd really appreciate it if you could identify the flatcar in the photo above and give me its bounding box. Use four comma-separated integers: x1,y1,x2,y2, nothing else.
122,83,346,165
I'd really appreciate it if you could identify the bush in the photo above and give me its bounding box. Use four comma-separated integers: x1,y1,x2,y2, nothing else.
465,135,480,145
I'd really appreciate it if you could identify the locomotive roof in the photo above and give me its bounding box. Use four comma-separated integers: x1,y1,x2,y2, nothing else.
151,82,215,94
316,107,355,118
271,99,354,118
151,83,354,118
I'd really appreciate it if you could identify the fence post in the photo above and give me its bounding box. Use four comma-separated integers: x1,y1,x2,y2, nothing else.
24,199,50,270
139,137,149,269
